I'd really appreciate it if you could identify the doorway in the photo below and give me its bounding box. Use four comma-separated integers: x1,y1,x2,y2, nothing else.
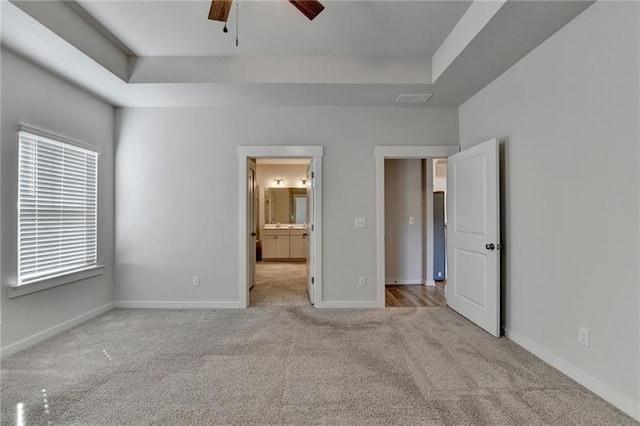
251,158,312,307
376,142,501,336
237,146,323,309
374,146,458,307
382,158,448,307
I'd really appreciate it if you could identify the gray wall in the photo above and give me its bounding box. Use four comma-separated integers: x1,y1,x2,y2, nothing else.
115,106,458,304
459,2,639,405
1,49,115,349
384,159,424,284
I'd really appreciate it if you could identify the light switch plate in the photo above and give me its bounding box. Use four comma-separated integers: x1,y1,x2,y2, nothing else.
355,217,366,228
578,327,590,347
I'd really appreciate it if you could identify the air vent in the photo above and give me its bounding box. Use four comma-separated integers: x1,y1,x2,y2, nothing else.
395,93,433,104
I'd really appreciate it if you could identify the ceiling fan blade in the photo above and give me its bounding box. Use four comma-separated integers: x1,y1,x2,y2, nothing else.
208,0,233,22
289,0,325,21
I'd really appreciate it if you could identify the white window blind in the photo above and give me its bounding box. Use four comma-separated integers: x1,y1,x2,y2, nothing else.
18,130,98,285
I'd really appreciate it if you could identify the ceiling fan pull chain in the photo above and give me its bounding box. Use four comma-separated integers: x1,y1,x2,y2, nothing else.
235,0,239,47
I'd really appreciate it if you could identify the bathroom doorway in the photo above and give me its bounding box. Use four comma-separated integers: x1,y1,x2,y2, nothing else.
237,146,324,309
251,158,311,307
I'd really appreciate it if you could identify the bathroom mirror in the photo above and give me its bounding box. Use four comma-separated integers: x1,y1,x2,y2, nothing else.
264,188,307,224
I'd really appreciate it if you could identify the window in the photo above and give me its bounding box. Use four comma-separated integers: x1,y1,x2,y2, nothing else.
17,128,99,286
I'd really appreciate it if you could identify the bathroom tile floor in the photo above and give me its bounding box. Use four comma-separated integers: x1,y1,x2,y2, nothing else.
250,262,310,306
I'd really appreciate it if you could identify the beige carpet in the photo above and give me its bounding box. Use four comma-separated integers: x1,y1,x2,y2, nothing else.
1,307,635,425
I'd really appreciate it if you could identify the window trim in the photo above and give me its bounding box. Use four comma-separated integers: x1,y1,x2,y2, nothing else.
13,124,102,297
8,265,104,299
18,124,102,154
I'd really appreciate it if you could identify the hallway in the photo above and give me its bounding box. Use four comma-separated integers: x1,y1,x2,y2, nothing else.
385,283,446,307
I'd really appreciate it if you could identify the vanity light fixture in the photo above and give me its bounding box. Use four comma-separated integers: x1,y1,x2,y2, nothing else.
273,178,285,186
298,178,307,186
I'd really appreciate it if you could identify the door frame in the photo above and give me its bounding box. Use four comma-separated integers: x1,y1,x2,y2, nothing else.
237,146,324,309
375,146,459,307
247,160,257,291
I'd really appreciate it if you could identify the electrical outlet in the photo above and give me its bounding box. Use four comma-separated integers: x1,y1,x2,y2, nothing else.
355,217,366,228
577,327,590,347
192,276,200,287
358,276,366,287
409,217,415,225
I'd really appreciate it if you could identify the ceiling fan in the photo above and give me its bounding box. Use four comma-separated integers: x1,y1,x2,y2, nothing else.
208,0,325,23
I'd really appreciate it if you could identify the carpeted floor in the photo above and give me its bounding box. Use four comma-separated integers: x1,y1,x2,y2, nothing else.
1,307,635,425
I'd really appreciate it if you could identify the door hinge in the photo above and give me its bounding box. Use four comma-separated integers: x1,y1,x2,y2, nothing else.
311,172,315,179
311,277,315,284
311,224,315,231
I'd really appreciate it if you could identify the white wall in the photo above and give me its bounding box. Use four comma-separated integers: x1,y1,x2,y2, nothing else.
459,2,639,416
384,159,424,284
115,106,458,304
1,49,115,351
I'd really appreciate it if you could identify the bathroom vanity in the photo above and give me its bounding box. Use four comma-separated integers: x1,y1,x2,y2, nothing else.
261,226,308,260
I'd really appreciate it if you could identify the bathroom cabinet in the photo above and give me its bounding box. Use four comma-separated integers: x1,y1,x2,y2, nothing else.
261,228,307,260
289,229,307,259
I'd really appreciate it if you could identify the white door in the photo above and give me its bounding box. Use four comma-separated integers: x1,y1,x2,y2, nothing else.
306,163,314,305
248,161,257,291
447,139,500,336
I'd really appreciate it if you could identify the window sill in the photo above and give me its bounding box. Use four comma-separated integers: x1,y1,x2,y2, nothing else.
8,266,104,299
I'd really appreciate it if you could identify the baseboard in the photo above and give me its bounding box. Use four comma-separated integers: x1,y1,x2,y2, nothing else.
115,301,241,309
385,278,423,285
1,302,115,358
315,301,381,309
423,280,436,286
505,328,639,421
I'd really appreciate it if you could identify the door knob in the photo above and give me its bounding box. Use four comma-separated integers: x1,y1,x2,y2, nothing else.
485,243,495,250
251,232,257,237
302,233,308,237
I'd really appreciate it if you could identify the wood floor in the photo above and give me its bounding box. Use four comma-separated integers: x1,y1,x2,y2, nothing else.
385,282,446,307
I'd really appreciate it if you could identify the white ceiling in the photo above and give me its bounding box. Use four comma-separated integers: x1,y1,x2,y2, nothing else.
76,0,472,57
3,0,594,107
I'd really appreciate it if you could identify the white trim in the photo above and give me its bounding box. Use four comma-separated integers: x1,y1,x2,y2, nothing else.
315,301,380,309
374,145,459,159
375,146,459,308
311,156,323,305
18,124,101,154
1,302,115,358
238,146,323,308
8,266,104,299
423,279,436,287
238,145,323,158
505,328,640,422
115,301,241,309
